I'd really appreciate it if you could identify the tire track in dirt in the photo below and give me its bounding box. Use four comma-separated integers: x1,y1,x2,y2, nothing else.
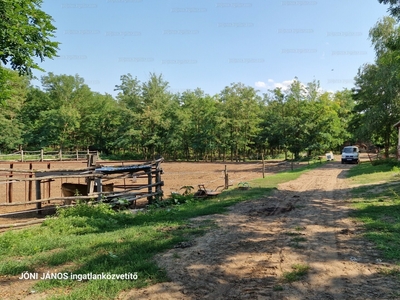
119,162,400,300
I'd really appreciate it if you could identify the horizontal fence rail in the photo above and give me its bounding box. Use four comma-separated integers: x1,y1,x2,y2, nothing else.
0,150,99,162
0,157,164,218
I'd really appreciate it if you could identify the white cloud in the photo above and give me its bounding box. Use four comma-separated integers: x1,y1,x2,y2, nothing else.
274,79,294,90
256,78,306,91
255,81,267,88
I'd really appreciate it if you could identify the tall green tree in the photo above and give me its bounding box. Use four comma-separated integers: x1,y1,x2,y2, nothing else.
353,62,400,156
353,17,400,156
24,73,110,150
0,68,29,151
219,83,262,161
140,73,174,159
180,89,218,161
259,88,286,157
0,0,59,75
114,74,142,154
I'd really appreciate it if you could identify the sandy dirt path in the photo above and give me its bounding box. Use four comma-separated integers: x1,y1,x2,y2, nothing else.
120,162,400,300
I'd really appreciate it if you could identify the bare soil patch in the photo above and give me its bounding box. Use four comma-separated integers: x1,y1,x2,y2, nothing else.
120,161,400,300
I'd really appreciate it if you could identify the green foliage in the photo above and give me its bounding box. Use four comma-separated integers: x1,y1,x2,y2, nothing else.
372,158,400,166
0,69,353,158
352,17,400,157
0,67,29,151
180,185,194,195
0,0,59,76
282,264,310,282
42,203,136,235
378,0,400,21
261,79,350,159
219,83,263,161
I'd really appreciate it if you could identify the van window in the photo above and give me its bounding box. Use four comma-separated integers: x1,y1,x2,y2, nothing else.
343,147,358,153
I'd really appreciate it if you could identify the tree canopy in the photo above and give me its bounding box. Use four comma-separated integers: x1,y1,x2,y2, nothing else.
379,0,400,20
0,0,59,76
0,71,354,160
352,16,400,156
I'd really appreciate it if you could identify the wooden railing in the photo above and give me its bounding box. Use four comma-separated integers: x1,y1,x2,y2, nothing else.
0,150,99,162
0,158,164,217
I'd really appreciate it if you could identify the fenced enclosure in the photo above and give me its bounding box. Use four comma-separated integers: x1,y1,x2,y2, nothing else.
0,158,163,219
0,149,99,162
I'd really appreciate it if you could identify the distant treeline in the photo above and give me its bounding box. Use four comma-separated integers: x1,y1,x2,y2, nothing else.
0,70,358,161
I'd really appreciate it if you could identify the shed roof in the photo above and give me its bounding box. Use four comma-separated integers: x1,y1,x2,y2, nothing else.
394,120,400,128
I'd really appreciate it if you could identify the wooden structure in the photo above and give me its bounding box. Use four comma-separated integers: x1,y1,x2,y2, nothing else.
0,158,164,216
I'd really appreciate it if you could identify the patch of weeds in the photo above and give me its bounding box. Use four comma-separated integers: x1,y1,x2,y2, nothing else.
378,267,400,280
180,185,194,196
291,236,307,243
273,285,284,291
284,232,301,236
294,226,306,231
283,264,310,282
289,236,307,249
172,253,181,259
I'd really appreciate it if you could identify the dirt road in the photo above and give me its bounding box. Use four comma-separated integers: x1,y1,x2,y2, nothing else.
120,162,400,300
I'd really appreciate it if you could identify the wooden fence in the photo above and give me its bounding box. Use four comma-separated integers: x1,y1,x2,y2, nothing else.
0,149,99,162
0,158,164,217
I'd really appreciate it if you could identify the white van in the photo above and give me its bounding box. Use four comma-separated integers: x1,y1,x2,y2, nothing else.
341,146,359,164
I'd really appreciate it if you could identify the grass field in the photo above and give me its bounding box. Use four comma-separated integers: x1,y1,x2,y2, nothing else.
347,161,400,277
0,162,323,299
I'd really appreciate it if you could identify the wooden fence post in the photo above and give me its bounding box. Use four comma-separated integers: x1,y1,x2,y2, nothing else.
262,153,265,179
36,180,41,215
59,149,62,161
224,165,229,189
40,149,44,162
155,162,162,200
47,163,51,202
21,150,24,162
76,149,79,161
291,153,294,171
8,163,13,203
86,177,95,196
147,169,153,204
28,163,33,201
96,177,103,202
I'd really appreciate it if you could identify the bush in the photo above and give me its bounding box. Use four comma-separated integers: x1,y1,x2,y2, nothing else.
42,203,135,235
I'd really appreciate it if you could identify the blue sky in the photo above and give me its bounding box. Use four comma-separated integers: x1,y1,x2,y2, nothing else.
32,0,390,96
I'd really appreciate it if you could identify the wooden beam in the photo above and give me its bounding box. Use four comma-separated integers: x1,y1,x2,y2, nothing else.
35,180,41,215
